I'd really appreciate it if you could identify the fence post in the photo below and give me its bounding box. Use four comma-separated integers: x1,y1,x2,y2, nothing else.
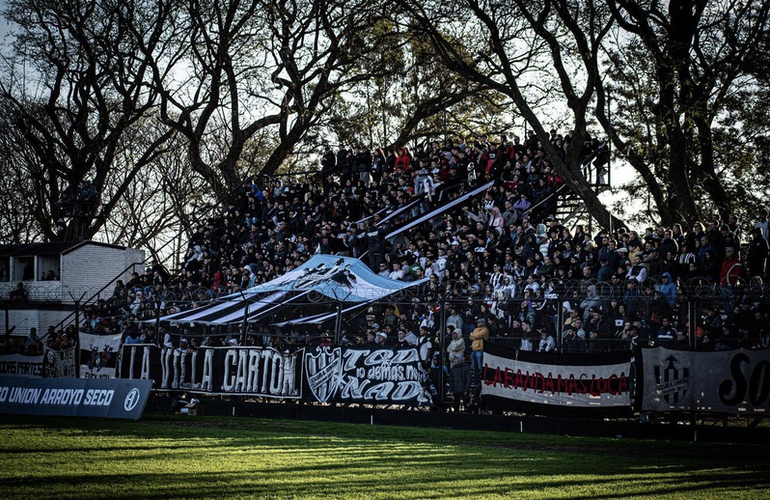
154,297,162,347
438,293,447,411
687,298,697,351
334,301,343,345
240,292,249,346
557,297,565,353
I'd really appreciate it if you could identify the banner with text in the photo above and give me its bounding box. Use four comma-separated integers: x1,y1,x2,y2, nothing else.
0,354,43,378
79,332,124,379
303,346,431,405
119,344,162,383
43,345,77,378
119,344,302,399
0,376,152,419
481,343,633,411
639,347,770,415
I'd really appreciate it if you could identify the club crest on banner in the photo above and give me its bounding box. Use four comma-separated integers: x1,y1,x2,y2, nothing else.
653,355,690,404
304,347,342,403
293,259,357,291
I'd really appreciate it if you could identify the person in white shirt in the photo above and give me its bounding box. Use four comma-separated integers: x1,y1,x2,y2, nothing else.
388,262,405,281
538,329,556,352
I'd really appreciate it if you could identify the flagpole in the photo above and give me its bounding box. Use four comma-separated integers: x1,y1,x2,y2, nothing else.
334,301,342,345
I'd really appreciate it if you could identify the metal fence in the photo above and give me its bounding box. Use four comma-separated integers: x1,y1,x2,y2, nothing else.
139,276,770,354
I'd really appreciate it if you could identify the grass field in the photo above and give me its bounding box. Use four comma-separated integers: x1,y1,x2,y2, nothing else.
1,414,769,500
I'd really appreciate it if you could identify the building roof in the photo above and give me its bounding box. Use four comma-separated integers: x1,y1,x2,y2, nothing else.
0,241,128,258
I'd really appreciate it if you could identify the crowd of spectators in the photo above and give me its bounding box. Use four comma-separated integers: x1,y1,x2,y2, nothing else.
11,131,770,367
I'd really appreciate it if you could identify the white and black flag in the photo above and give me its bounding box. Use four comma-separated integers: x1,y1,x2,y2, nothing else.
303,346,432,406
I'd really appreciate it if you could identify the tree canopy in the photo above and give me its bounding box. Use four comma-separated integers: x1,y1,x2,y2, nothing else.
1,0,768,249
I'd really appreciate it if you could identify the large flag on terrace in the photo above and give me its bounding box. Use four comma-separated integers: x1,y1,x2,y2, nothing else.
159,255,426,325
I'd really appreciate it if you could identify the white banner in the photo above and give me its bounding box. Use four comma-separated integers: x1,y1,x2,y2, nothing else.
640,348,770,415
481,352,631,407
79,332,124,379
44,345,77,378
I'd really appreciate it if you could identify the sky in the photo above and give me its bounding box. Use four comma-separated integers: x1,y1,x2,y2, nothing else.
0,2,644,233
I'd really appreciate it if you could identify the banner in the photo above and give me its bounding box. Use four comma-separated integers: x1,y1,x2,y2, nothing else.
119,344,302,399
481,343,632,410
158,255,428,325
639,347,770,415
0,376,152,419
303,347,431,405
0,354,43,378
43,345,77,378
79,332,124,379
120,344,162,383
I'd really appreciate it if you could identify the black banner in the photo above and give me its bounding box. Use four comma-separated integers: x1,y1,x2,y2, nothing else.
303,347,431,405
120,344,163,382
0,354,43,378
0,376,152,419
119,344,302,399
639,347,770,415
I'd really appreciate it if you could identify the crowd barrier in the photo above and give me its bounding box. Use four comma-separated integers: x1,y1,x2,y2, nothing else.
3,338,768,419
113,342,769,417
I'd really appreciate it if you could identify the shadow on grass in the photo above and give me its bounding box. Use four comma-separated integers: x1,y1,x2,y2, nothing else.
2,415,770,499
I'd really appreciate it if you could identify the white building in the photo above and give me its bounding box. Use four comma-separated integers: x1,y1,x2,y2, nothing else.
0,241,144,338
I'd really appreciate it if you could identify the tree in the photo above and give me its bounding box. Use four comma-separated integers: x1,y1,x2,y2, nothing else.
0,0,175,241
326,24,510,150
398,0,625,230
601,0,770,226
134,0,408,198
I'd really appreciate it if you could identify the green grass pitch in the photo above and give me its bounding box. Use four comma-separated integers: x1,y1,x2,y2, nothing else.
1,414,768,499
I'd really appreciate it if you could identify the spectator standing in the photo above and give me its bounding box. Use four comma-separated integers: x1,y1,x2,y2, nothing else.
448,355,471,412
446,327,466,362
747,228,768,279
469,318,489,385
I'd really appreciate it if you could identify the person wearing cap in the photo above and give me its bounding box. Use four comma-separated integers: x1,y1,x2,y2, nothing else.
374,331,388,347
622,322,643,349
469,317,489,385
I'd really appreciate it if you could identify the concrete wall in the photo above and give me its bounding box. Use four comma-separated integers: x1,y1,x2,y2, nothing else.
61,245,145,301
0,244,145,337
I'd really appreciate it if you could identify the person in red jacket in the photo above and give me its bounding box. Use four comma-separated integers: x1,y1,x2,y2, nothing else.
394,147,412,173
719,246,743,313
